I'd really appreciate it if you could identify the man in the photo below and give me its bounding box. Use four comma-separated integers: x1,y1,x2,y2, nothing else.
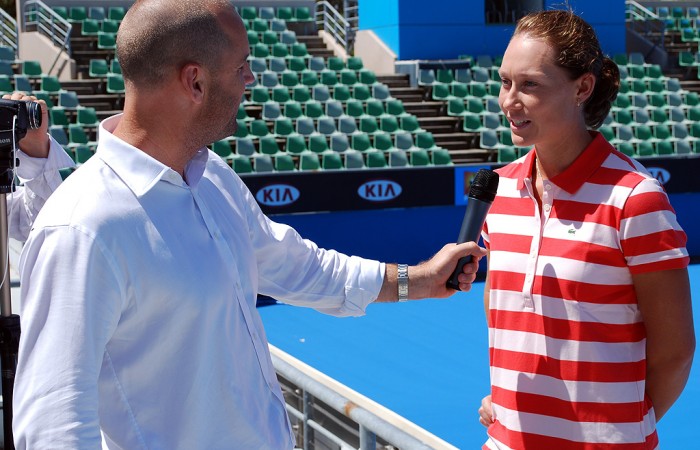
13,1,485,449
2,92,74,241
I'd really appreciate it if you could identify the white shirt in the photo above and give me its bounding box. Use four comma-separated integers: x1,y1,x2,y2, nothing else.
15,115,385,450
10,138,75,241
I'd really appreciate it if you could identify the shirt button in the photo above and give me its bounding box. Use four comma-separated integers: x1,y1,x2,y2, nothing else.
545,184,552,191
543,204,551,212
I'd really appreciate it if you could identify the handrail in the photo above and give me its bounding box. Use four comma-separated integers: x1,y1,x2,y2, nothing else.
0,8,18,52
626,0,660,22
316,0,352,53
270,345,457,450
22,0,72,74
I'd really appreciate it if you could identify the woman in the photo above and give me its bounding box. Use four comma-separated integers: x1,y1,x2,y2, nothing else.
478,10,694,449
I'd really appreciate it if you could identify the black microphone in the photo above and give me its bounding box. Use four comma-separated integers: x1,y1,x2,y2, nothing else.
446,168,499,290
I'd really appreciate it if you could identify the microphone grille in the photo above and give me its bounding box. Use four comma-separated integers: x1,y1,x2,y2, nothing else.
469,169,500,202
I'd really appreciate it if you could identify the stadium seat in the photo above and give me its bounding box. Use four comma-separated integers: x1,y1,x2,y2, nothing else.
344,150,365,169
322,152,343,170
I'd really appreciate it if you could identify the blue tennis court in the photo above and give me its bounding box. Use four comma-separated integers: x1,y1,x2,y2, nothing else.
260,264,700,448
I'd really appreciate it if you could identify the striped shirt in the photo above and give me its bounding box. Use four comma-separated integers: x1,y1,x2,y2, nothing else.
482,132,689,449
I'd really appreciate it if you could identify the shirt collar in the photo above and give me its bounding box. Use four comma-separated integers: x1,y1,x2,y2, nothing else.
96,114,209,197
515,131,612,194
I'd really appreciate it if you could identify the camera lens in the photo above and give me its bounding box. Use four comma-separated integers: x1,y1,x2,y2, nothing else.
25,101,42,130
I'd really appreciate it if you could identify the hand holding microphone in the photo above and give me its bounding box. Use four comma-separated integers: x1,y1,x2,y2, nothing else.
446,169,499,290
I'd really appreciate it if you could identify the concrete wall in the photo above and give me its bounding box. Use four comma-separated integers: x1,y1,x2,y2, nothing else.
354,29,397,75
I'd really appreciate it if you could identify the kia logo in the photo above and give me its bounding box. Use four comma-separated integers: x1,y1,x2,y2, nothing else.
647,167,670,185
256,184,300,206
357,180,402,201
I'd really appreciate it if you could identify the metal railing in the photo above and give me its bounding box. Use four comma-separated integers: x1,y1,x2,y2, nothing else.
271,346,452,450
316,0,354,53
22,0,72,73
626,0,660,22
0,8,18,52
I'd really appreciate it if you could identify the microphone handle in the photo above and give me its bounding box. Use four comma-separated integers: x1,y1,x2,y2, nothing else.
446,198,492,290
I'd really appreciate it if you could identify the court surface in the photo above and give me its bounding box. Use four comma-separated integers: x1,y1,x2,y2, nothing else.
260,264,700,448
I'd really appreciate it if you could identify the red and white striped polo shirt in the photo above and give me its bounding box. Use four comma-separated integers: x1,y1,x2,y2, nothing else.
482,132,689,449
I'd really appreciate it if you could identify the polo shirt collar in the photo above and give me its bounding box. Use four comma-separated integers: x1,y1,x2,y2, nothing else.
516,131,613,194
96,114,209,197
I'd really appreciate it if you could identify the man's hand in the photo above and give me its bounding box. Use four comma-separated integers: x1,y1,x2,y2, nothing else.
2,92,50,158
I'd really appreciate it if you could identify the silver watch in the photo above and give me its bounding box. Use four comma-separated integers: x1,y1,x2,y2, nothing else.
397,264,409,302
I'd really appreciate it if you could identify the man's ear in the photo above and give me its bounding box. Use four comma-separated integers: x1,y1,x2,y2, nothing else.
180,63,205,104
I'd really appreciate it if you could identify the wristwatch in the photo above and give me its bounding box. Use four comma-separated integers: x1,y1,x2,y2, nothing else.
397,264,409,302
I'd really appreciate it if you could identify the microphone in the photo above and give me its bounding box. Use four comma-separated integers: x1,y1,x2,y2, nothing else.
446,168,499,290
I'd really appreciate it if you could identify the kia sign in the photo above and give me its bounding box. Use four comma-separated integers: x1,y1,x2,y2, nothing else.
357,180,402,202
647,167,671,185
256,184,300,206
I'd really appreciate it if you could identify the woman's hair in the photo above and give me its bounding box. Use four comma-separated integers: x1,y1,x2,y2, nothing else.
513,10,620,129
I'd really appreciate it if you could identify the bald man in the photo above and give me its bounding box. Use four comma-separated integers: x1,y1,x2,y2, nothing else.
13,1,485,448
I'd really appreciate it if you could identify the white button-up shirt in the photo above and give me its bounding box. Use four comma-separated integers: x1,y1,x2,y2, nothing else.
10,139,75,241
15,115,385,449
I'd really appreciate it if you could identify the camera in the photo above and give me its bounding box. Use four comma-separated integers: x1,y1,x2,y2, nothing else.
0,99,42,193
0,99,42,151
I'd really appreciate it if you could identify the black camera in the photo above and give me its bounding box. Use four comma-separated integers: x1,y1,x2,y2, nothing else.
0,99,42,193
0,99,42,151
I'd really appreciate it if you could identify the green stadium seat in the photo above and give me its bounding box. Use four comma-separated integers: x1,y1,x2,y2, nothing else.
106,74,125,94
293,86,312,103
431,148,453,165
277,7,293,21
618,142,635,157
332,85,351,101
304,101,324,119
351,133,373,152
102,19,120,34
89,59,109,78
230,154,253,174
74,145,94,164
373,132,395,151
322,151,343,170
259,136,281,155
308,134,329,153
366,150,387,168
274,153,296,171
345,98,371,119
293,7,313,22
240,6,257,20
108,6,126,21
76,107,99,127
97,32,117,50
0,75,11,92
283,101,304,120
273,118,295,137
49,107,69,127
410,149,431,166
211,139,233,158
69,7,87,22
249,119,270,138
285,135,307,154
22,60,43,77
299,152,320,171
52,6,68,19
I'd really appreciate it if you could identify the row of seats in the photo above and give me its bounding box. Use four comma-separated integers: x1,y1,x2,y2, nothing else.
52,5,126,22
229,146,452,174
233,114,425,140
237,5,312,22
259,98,411,121
246,83,392,104
220,130,443,157
249,55,366,75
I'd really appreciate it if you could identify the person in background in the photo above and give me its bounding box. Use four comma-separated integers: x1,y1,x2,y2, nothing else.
2,92,74,241
477,9,694,449
12,1,486,449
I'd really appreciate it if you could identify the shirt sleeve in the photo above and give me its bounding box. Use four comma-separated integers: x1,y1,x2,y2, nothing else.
238,179,385,317
14,225,123,450
8,136,75,241
620,177,689,274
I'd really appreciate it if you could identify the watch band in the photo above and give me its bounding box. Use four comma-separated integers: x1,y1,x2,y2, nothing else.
397,264,409,302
